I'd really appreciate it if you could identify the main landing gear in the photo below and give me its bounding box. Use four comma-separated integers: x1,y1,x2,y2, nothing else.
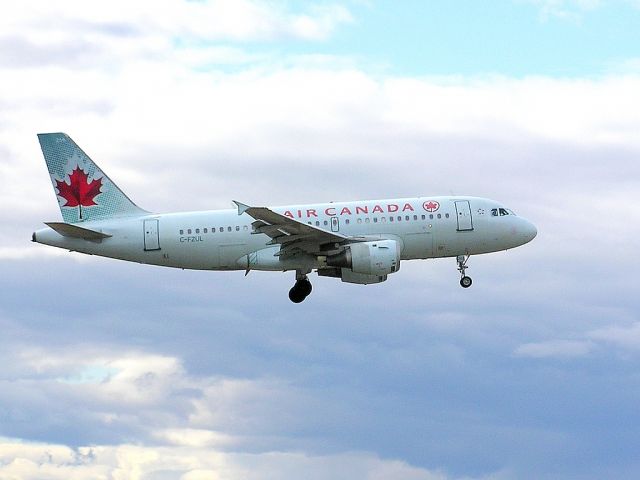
457,255,472,288
289,271,313,303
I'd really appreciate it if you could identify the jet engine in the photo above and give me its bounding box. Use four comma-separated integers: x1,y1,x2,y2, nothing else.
326,240,400,276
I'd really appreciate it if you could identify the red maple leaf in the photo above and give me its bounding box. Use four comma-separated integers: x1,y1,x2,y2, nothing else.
55,167,102,208
424,201,439,212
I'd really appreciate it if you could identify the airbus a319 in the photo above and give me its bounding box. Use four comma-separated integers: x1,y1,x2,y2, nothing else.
32,133,537,303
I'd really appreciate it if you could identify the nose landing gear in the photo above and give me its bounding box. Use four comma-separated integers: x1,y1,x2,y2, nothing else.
289,271,313,303
457,255,472,288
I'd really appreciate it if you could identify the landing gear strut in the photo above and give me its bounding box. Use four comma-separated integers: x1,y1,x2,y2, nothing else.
457,255,472,288
289,271,313,303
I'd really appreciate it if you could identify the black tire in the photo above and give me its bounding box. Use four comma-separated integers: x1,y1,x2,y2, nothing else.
298,279,312,297
460,276,472,288
289,286,306,303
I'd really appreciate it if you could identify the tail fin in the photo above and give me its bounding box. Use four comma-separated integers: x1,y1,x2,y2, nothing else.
38,133,147,223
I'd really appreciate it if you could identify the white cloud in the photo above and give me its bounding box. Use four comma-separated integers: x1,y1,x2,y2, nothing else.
1,346,325,449
526,0,602,20
0,339,455,480
0,440,454,480
513,339,593,358
588,322,640,350
0,0,353,47
514,321,640,358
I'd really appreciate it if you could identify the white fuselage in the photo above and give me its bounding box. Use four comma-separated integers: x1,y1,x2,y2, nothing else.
33,196,537,272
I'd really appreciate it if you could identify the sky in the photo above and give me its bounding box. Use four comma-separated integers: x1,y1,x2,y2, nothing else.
1,0,640,479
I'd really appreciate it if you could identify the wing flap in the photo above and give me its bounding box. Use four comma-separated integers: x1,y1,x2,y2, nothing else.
234,200,347,254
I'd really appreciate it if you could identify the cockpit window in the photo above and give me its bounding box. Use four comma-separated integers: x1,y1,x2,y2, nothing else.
492,208,511,216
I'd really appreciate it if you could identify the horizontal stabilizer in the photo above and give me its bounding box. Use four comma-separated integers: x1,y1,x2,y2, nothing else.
45,222,112,240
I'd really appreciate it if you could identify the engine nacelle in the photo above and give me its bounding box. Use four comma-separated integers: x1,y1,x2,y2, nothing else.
326,240,400,276
237,246,316,271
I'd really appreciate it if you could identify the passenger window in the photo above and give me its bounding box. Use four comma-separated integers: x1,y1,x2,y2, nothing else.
204,228,207,233
179,229,184,235
437,214,441,219
365,218,370,223
236,226,240,231
188,229,192,234
196,228,200,234
398,216,402,222
406,216,410,221
373,217,378,223
345,219,350,225
316,221,320,226
219,227,224,232
421,215,425,220
243,225,248,231
389,216,394,222
227,226,232,232
381,217,386,223
445,213,449,218
324,220,328,226
413,215,417,221
429,214,434,220
357,218,362,224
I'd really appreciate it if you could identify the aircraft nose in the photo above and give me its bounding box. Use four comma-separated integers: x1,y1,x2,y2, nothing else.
522,219,537,243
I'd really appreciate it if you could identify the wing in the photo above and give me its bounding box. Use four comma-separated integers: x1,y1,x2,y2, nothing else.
233,201,352,258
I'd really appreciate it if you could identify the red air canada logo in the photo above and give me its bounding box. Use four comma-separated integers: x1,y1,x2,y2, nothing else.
55,166,103,219
423,200,440,212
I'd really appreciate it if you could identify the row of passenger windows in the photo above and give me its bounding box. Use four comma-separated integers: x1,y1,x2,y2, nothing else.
307,213,450,226
179,213,454,235
180,225,249,235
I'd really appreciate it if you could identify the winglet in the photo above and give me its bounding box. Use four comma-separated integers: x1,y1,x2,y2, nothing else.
233,200,251,216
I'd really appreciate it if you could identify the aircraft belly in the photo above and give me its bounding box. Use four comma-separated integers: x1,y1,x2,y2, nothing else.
401,232,433,259
218,243,249,270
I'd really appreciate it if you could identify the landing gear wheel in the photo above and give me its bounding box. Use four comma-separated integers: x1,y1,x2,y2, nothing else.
456,255,472,288
288,286,306,303
288,277,313,303
299,279,312,297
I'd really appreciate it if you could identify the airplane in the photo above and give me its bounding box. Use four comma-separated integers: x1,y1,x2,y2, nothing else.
32,133,537,303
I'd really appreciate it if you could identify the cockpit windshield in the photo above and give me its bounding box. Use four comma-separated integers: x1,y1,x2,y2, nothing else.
491,208,516,217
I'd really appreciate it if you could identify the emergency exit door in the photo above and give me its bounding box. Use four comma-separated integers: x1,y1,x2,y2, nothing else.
331,217,340,232
143,219,160,251
454,201,474,231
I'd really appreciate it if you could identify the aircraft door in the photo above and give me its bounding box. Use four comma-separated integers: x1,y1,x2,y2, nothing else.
143,219,160,251
455,201,474,231
331,216,339,232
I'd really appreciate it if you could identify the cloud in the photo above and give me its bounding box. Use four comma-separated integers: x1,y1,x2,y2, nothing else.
0,345,462,479
0,440,454,480
514,321,640,359
525,0,602,20
0,0,353,49
587,322,640,350
1,346,294,445
513,339,593,358
2,2,640,479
